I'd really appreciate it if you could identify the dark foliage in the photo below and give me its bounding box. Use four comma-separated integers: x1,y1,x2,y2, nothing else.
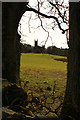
20,43,68,57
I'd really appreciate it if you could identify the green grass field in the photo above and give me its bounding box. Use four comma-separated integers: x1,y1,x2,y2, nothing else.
20,53,67,116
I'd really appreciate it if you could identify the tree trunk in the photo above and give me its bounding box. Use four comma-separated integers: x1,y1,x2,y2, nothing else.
2,2,27,82
61,2,80,120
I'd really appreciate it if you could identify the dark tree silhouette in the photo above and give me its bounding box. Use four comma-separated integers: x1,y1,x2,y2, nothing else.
2,2,27,82
61,2,80,120
2,1,80,120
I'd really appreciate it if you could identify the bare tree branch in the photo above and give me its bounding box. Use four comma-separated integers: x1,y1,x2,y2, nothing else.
48,0,68,24
28,14,32,33
19,0,69,47
18,23,27,38
26,5,68,34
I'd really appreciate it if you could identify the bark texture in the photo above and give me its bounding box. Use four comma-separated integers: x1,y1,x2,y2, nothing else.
61,2,80,120
2,2,27,82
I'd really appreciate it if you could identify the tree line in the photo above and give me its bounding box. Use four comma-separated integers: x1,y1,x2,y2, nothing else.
20,43,68,56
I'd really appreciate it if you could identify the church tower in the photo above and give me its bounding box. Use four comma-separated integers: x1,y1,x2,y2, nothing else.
34,39,38,47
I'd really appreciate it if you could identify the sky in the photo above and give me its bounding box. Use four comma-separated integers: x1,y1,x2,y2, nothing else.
18,0,69,49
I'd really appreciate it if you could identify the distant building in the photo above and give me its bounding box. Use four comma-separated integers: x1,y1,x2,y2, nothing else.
34,40,38,47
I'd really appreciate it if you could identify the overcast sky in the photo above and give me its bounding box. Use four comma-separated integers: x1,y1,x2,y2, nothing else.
18,0,69,48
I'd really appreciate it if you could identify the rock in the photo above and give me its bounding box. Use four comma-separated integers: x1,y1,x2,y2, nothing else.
2,107,34,120
2,84,27,107
24,81,29,87
34,115,59,120
44,81,47,84
46,87,51,91
2,107,59,120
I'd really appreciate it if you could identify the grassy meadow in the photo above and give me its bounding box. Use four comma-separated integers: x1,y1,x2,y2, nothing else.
20,53,67,116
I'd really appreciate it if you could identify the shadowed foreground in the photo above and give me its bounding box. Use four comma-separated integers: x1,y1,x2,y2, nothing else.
2,107,59,120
